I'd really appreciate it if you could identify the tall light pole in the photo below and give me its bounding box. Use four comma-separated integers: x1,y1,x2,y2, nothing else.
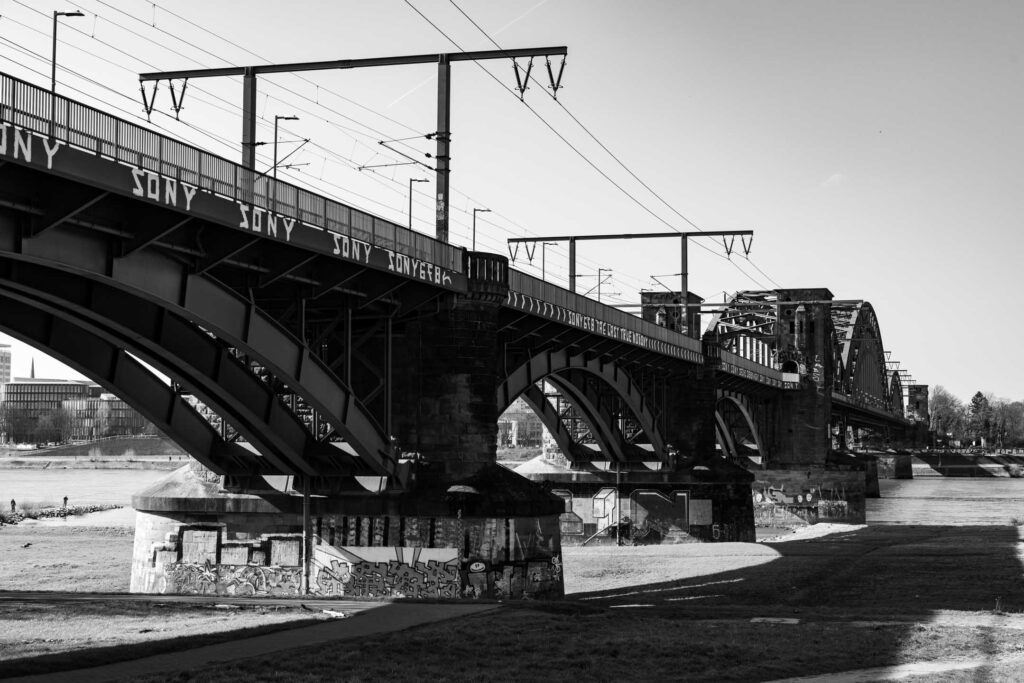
409,178,428,230
542,241,557,281
472,208,490,251
51,9,84,135
272,114,298,179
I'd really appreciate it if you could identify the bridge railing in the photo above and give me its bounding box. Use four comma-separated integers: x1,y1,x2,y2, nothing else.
718,348,789,387
508,270,704,358
0,71,462,274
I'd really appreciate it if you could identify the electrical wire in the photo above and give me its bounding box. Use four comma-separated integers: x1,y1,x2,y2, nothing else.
445,0,784,291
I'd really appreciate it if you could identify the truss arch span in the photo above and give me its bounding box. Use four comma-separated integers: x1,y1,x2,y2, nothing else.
715,393,765,464
0,232,394,477
496,349,667,461
831,301,892,410
0,262,376,477
0,294,260,475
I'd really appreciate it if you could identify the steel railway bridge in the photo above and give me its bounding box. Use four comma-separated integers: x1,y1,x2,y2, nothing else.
0,72,926,598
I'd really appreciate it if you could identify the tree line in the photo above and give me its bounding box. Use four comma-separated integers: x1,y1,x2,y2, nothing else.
929,387,1024,448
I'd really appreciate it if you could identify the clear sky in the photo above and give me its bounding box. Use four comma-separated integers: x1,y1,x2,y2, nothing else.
0,0,1021,402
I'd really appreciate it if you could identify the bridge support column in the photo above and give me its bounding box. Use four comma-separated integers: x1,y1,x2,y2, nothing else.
392,298,501,478
662,367,718,465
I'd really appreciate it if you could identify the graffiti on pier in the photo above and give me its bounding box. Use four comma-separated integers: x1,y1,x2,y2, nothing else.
165,559,301,596
752,479,859,527
221,564,301,596
311,545,460,599
168,559,218,595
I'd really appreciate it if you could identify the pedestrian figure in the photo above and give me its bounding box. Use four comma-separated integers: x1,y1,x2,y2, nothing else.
9,499,14,513
63,496,68,508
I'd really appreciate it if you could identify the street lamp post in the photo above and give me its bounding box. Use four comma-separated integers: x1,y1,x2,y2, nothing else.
542,241,557,281
51,9,84,135
472,208,491,251
272,114,299,179
409,178,428,230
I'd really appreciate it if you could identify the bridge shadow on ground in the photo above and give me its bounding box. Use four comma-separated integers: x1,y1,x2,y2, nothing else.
563,524,1024,680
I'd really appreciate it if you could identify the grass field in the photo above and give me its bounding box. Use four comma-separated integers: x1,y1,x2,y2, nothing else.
3,523,1024,681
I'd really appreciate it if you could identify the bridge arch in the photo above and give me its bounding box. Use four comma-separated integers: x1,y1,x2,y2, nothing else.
0,293,260,474
496,349,667,462
0,227,395,478
832,301,891,410
715,394,765,463
0,264,374,477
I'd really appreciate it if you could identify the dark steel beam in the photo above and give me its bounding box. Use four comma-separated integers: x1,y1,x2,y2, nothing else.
120,215,193,257
138,47,568,81
0,294,261,475
32,190,109,236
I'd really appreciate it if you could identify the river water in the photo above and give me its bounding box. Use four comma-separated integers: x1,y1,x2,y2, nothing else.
2,469,1023,528
869,478,1024,526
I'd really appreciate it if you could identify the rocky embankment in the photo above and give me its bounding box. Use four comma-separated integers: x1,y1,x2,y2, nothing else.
0,504,122,525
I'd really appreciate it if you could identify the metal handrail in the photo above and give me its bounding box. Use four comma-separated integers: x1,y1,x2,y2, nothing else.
0,71,462,274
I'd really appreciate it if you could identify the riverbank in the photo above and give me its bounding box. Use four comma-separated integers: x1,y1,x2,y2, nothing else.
0,436,188,471
0,504,123,526
3,522,1024,680
0,456,186,471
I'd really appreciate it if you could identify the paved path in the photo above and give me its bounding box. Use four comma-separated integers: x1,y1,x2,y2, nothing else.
5,602,497,683
769,652,1024,682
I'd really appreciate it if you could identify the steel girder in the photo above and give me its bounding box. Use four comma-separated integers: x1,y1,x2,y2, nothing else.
496,348,666,461
517,384,591,462
0,223,395,477
0,295,257,474
0,259,363,476
544,373,627,462
715,394,766,463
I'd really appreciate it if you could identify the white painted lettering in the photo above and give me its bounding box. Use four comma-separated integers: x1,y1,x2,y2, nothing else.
164,178,177,207
181,183,197,211
132,169,145,198
13,128,31,162
146,172,159,200
266,213,277,238
331,233,342,255
41,138,63,169
282,217,295,241
251,207,265,233
238,203,250,230
0,123,8,155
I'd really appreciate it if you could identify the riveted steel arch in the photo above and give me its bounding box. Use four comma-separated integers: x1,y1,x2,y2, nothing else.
544,372,628,462
715,394,766,462
0,239,394,476
496,348,666,457
0,260,353,475
832,301,890,407
0,295,257,474
516,384,590,462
